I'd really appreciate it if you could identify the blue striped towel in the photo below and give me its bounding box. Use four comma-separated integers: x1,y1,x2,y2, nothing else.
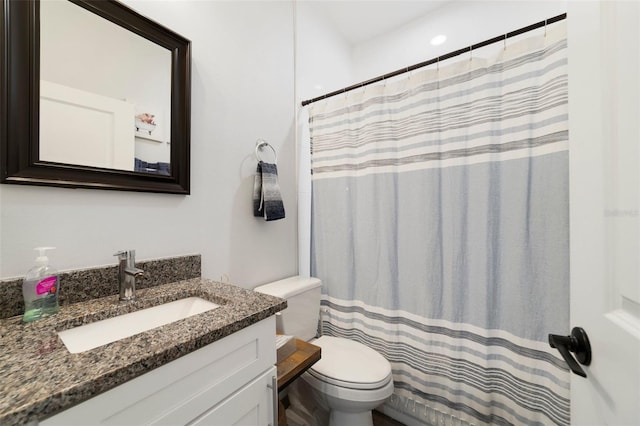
253,161,285,221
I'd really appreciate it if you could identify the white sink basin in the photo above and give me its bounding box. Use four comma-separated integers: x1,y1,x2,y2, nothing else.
58,297,219,353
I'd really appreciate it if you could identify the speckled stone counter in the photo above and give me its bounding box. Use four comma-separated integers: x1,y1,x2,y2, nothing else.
0,254,201,320
0,278,287,425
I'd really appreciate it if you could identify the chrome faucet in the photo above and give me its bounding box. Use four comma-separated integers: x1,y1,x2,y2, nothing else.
114,250,144,301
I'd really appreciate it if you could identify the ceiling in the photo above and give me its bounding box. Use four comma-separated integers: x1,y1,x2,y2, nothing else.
307,1,449,45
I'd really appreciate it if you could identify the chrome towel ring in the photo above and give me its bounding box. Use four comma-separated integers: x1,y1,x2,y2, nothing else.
255,139,277,164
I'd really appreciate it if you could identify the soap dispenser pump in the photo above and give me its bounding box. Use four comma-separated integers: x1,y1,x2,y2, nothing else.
22,247,60,323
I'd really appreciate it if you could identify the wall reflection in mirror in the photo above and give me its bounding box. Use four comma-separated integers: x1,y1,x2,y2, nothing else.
39,0,172,176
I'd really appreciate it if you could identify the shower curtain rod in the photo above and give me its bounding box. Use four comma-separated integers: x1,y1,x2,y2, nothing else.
301,12,566,107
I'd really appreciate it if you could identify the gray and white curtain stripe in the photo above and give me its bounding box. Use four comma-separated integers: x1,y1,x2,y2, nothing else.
309,23,569,426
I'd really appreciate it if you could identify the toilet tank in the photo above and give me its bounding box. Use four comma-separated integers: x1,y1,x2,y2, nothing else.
254,276,321,341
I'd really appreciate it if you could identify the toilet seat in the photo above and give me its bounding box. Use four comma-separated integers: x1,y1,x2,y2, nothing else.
308,336,392,390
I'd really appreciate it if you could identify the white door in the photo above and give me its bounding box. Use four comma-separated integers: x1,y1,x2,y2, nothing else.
40,80,136,171
568,1,640,424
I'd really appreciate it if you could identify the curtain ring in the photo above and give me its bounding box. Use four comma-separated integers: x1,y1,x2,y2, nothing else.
544,19,548,37
503,34,507,50
255,139,277,163
469,45,473,61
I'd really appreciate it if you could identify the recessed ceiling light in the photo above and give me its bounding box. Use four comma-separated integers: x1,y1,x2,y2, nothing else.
314,84,324,91
430,34,447,46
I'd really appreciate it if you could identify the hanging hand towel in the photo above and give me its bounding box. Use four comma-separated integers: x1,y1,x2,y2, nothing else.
253,161,285,221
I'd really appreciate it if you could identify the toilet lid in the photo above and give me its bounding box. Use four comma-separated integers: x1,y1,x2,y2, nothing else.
308,336,392,390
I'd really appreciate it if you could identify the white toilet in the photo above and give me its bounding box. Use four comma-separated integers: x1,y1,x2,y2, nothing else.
255,276,394,426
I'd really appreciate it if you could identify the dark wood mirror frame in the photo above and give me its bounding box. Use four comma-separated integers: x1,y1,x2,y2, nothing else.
0,0,191,194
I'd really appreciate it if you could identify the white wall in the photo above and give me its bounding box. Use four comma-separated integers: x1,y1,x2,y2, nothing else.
295,1,354,102
352,1,567,82
0,1,297,288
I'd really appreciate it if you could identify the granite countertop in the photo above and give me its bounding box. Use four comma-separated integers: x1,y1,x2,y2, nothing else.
0,278,287,425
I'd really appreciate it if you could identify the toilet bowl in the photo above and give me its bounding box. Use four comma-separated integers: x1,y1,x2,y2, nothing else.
301,336,394,426
254,276,394,426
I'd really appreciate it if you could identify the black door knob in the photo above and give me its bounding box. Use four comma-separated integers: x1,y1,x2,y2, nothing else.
548,327,592,378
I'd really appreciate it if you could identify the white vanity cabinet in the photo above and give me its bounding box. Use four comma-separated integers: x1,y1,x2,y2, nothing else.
42,317,277,426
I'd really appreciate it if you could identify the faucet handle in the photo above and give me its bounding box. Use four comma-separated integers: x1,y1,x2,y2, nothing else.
113,250,135,259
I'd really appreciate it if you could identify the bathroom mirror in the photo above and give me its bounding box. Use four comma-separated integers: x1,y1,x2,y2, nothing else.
0,0,191,194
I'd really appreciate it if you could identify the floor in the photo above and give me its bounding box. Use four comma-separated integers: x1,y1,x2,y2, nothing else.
373,410,406,426
282,397,405,426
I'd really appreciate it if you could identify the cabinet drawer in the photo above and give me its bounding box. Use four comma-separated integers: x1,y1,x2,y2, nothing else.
42,317,276,425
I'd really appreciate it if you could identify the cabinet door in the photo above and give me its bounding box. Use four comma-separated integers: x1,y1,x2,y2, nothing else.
41,317,276,426
189,366,277,426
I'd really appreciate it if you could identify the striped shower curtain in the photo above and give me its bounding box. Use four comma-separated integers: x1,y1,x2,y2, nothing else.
308,24,569,425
